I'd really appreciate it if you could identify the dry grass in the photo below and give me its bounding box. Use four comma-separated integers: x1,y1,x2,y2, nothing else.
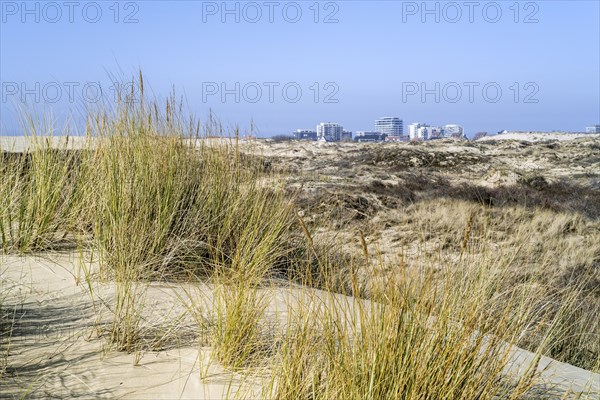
0,78,298,355
270,262,564,399
290,162,600,372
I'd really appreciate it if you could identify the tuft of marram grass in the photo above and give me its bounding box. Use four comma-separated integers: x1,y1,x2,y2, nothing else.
82,90,297,352
0,133,83,253
2,78,299,352
268,246,587,400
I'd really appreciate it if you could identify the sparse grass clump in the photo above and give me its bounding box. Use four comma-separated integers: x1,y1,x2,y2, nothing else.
212,282,270,370
85,96,297,283
0,134,84,253
270,248,586,400
1,78,298,353
84,91,297,352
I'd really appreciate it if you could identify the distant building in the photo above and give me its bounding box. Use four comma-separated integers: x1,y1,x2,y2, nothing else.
355,131,387,142
408,123,442,140
317,122,344,141
437,128,448,139
585,125,600,133
443,124,464,138
293,129,317,140
375,117,404,136
341,130,353,141
415,125,442,140
409,122,462,140
408,123,426,140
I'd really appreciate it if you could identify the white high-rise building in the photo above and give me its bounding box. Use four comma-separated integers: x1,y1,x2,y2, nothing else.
416,127,427,140
417,126,436,140
317,122,344,141
409,123,441,140
408,123,426,140
375,117,403,136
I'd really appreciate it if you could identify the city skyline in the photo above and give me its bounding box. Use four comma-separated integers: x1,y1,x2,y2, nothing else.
293,118,596,141
294,117,470,142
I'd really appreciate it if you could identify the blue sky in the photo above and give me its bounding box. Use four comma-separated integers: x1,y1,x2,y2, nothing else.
1,0,599,137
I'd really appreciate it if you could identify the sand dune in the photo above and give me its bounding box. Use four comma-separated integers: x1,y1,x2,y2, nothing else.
477,132,600,142
2,253,598,399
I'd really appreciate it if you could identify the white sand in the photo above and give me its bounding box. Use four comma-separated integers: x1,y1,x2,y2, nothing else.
1,135,95,152
0,254,264,399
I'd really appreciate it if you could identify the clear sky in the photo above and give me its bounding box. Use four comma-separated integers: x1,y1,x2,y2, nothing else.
1,0,599,137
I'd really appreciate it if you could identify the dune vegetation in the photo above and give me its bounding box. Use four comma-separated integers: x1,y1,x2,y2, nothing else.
1,77,598,399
